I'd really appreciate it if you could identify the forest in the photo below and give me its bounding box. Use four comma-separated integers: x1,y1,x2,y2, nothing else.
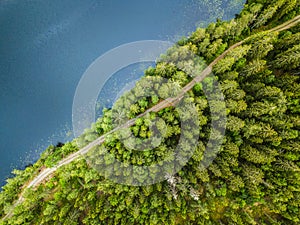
0,0,300,224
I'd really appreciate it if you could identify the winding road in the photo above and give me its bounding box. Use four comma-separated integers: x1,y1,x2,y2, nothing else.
2,15,300,221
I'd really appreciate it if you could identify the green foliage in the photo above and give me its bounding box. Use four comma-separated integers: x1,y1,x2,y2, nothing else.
1,1,300,224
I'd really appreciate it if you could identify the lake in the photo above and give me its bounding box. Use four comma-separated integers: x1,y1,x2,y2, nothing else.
0,0,245,186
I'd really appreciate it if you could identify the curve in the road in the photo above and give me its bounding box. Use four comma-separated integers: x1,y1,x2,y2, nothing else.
2,16,300,221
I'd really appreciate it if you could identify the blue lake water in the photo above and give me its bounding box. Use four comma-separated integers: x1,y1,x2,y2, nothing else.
0,0,245,186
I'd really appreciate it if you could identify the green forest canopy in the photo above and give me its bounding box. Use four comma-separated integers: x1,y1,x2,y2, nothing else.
1,0,300,224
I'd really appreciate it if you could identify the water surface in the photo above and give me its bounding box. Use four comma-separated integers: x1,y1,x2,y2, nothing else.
0,0,245,185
